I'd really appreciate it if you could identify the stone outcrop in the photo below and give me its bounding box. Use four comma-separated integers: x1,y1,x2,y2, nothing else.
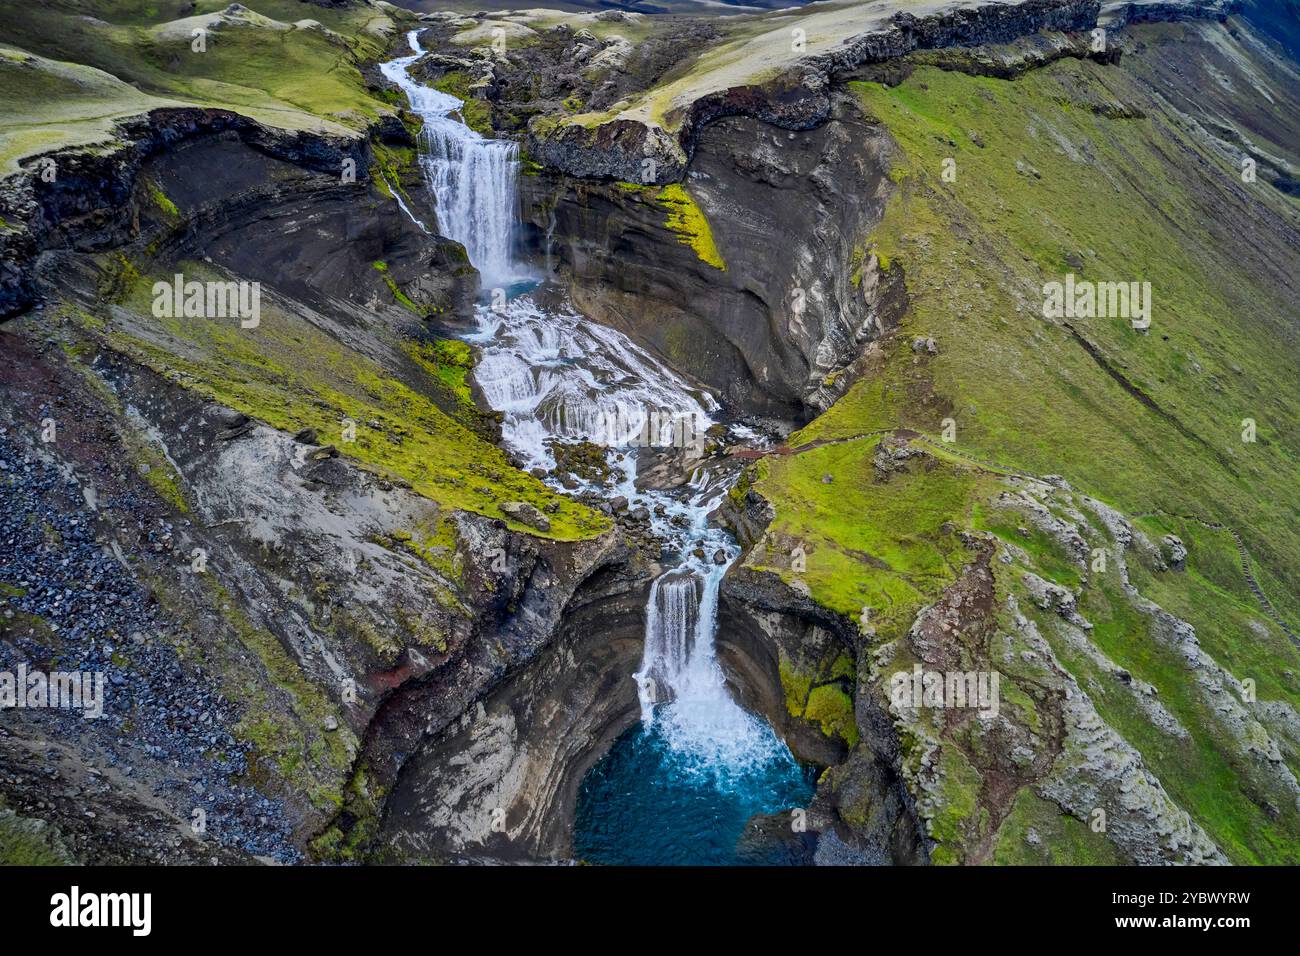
718,566,929,864
524,95,904,419
529,0,1104,184
380,557,650,861
0,107,423,320
527,0,1242,185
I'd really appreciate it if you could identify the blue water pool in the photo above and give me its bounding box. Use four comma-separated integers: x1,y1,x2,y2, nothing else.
574,714,816,866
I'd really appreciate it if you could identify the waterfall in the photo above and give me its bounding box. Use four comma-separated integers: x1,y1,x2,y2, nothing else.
385,32,788,773
379,31,523,289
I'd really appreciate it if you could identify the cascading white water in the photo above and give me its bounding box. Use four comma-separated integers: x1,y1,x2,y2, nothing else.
380,31,523,289
467,298,716,472
385,32,787,772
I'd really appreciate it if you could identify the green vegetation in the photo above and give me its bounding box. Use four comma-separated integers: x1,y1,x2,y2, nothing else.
0,801,74,865
147,571,357,813
0,44,176,172
745,52,1300,865
926,745,982,865
430,71,494,136
369,141,420,205
840,63,1300,630
0,0,411,170
82,257,606,541
993,790,1125,865
309,763,386,862
657,183,726,271
779,651,859,747
372,259,423,314
60,340,191,513
403,338,476,409
976,493,1300,864
748,436,980,633
146,179,178,219
803,684,858,748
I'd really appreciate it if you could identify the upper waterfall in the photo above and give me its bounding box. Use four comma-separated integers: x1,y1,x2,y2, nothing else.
379,30,524,289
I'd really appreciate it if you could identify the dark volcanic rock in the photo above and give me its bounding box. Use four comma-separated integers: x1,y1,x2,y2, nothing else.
524,96,904,418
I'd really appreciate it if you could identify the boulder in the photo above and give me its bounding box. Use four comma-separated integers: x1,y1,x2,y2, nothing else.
499,501,551,532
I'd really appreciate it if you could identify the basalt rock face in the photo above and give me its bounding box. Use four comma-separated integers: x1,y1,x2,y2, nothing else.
523,96,903,419
526,67,835,188
529,118,689,186
142,129,476,321
528,0,1103,184
413,14,724,139
379,555,651,862
813,0,1102,75
717,567,929,865
1100,0,1238,28
0,108,381,320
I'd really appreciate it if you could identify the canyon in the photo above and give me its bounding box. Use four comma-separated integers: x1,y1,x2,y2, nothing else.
0,0,1298,866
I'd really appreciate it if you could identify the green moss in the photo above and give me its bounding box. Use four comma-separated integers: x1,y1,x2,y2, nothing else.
370,141,419,206
779,650,859,747
146,179,178,219
998,678,1041,736
973,502,1080,588
94,260,605,541
726,465,753,510
803,684,859,748
372,259,424,314
840,65,1300,634
0,802,74,865
311,760,390,863
402,338,475,408
1030,565,1300,864
747,437,980,634
993,790,1124,865
61,344,190,514
201,579,356,811
334,606,401,664
430,72,493,136
97,252,142,303
779,655,814,718
927,744,982,864
656,183,726,270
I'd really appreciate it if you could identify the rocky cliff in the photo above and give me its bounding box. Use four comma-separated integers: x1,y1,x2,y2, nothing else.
2,0,1298,869
0,37,624,861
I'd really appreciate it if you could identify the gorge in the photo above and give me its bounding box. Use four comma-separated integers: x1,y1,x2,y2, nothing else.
379,27,817,865
0,0,1297,870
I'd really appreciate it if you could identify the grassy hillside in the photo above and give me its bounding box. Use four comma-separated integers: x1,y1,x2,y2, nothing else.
745,20,1300,863
0,0,409,170
819,32,1300,626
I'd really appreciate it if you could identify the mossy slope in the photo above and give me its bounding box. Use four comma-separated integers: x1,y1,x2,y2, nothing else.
744,22,1300,864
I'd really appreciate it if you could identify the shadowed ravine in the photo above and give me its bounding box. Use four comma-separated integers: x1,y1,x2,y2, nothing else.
384,29,812,864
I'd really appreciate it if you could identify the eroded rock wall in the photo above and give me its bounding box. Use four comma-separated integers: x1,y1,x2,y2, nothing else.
523,96,902,419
